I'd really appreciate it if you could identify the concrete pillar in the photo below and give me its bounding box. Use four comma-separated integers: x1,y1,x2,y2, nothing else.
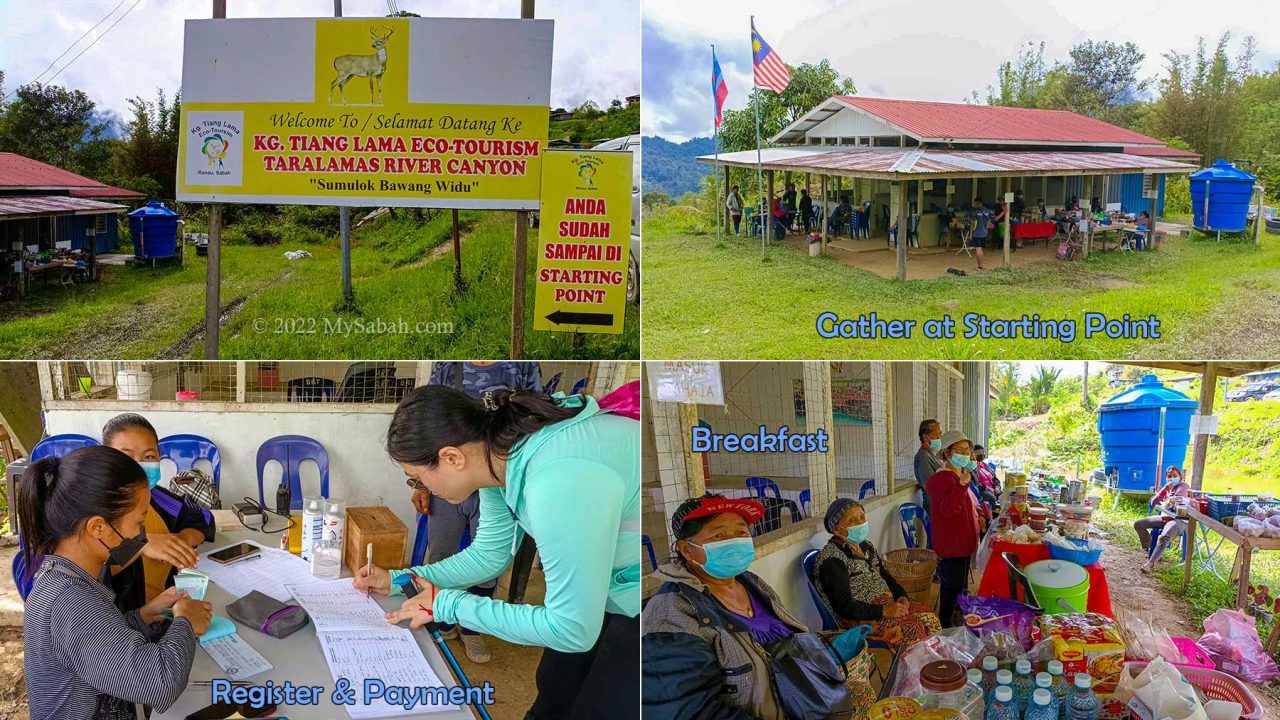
872,362,894,495
649,396,700,528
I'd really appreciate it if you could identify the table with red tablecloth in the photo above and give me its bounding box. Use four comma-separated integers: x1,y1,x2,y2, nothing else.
977,540,1113,617
1013,222,1056,242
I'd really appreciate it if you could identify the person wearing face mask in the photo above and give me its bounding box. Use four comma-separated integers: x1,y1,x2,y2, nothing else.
914,419,943,514
925,430,982,628
812,498,941,648
101,414,216,613
1135,466,1192,573
972,444,1000,510
354,385,639,720
19,446,212,720
642,494,833,720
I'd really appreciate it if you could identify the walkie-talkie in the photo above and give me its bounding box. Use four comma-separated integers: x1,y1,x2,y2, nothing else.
276,481,291,517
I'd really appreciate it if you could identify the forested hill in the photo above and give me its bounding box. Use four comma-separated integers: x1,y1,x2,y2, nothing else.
642,135,717,198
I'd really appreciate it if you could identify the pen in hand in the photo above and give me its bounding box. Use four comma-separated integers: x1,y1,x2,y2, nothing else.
365,543,373,599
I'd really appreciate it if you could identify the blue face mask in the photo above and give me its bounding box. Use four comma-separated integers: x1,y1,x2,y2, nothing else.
845,522,869,544
952,455,976,472
139,461,163,489
929,438,942,451
691,536,755,579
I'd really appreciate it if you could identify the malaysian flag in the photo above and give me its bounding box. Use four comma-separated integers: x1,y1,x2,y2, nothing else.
712,48,728,128
751,21,791,94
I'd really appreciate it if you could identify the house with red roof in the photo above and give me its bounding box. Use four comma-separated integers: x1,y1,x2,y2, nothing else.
699,97,1201,278
0,152,145,295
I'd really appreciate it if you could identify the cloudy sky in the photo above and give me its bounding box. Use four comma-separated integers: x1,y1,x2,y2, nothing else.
645,0,1280,142
0,0,638,122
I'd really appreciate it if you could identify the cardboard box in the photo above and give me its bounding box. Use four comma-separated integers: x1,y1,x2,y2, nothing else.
344,506,408,576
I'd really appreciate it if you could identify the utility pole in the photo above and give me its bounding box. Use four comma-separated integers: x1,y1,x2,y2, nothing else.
510,0,535,358
451,209,463,293
204,0,227,360
1082,361,1089,407
335,0,354,308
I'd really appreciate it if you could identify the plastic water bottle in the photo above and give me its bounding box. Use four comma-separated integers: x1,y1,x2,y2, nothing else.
1026,689,1057,720
1031,672,1058,717
1013,658,1035,709
322,497,347,548
1047,661,1070,720
985,685,1019,720
967,668,987,720
1066,674,1099,720
310,497,346,579
981,655,1000,702
300,495,324,562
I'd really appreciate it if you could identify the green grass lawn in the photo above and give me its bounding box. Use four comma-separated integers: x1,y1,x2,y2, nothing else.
0,212,638,359
642,213,1280,359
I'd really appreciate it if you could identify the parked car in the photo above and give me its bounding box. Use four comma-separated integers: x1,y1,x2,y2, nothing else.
591,133,641,304
1227,382,1280,402
1262,388,1280,401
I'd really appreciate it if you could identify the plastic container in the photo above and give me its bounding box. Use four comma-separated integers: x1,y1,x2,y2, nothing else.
1098,375,1196,493
300,496,324,562
1024,559,1090,615
1012,659,1035,708
869,697,923,718
1189,159,1257,232
981,655,1000,702
1026,688,1057,720
175,390,199,401
1066,674,1099,720
1122,662,1264,720
1170,636,1215,669
117,369,153,401
1047,660,1070,717
1047,538,1103,567
323,497,347,549
985,685,1018,720
920,661,984,719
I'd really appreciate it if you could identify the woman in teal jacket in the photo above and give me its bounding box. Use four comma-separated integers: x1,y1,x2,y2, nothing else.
355,385,640,720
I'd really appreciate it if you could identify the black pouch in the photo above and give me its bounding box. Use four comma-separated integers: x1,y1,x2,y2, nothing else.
226,590,310,639
764,632,855,720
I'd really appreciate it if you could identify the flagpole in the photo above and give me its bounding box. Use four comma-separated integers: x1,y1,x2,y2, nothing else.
713,44,722,245
751,17,765,252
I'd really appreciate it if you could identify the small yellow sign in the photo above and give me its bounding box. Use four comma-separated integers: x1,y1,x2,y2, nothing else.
533,150,632,334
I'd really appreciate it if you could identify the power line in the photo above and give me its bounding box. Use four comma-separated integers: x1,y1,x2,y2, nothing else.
29,0,130,89
2,0,144,102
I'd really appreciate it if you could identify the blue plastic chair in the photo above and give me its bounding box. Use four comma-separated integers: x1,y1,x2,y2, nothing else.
642,534,658,571
11,549,32,600
858,479,876,500
570,378,588,395
899,503,932,549
256,435,329,512
745,476,782,499
30,434,98,461
158,433,221,488
799,489,811,517
542,372,563,395
802,549,888,681
1148,527,1189,563
410,513,474,566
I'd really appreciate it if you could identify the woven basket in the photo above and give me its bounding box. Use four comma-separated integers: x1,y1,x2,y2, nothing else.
883,548,938,593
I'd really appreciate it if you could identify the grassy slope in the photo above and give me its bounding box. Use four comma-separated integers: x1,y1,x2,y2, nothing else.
0,212,639,359
641,218,1280,359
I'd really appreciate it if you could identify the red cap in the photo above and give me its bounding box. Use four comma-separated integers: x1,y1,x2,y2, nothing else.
672,494,767,538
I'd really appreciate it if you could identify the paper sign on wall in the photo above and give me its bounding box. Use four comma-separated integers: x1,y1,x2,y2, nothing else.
176,17,553,209
1191,414,1220,436
647,362,725,405
532,149,632,334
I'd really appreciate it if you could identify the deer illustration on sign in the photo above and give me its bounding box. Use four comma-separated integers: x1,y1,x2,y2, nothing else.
329,26,394,105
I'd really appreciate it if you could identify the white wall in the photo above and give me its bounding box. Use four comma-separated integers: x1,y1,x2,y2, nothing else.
44,407,421,558
747,485,915,630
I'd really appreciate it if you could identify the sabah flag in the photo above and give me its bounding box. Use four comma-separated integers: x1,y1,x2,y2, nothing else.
712,48,728,128
751,21,791,94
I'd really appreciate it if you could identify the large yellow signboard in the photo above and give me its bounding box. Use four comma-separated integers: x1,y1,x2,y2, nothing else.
176,18,552,209
533,150,633,335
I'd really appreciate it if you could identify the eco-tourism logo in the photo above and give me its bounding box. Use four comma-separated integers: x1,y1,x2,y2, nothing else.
572,154,604,190
185,112,244,186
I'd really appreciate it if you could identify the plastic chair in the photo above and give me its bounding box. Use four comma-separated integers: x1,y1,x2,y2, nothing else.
412,513,430,566
30,433,98,461
642,534,658,571
11,548,32,600
1148,527,1189,562
899,503,932,549
286,377,335,402
256,435,329,512
158,433,222,489
570,378,588,395
745,476,782,499
906,214,920,246
542,372,563,394
799,489,811,517
858,479,876,500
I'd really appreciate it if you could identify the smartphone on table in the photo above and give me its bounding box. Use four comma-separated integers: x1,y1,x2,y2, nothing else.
208,543,261,565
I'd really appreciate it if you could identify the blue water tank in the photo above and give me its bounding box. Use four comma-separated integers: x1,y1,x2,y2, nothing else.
1189,159,1256,232
1097,374,1197,493
128,200,179,260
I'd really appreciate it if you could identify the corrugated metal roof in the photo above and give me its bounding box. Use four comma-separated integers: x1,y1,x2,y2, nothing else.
0,195,126,220
772,96,1165,146
1122,146,1200,159
0,152,109,189
696,148,1197,178
69,185,146,199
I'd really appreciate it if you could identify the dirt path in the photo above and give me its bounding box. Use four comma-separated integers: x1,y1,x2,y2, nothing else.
157,294,251,359
1104,532,1280,713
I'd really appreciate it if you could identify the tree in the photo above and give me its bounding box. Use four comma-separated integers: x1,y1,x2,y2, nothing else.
719,59,856,155
973,42,1047,108
112,89,181,199
994,362,1020,420
1148,33,1256,166
573,100,602,120
0,82,104,168
1028,367,1062,415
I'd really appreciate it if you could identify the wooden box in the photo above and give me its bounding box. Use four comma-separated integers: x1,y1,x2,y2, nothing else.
344,506,409,576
